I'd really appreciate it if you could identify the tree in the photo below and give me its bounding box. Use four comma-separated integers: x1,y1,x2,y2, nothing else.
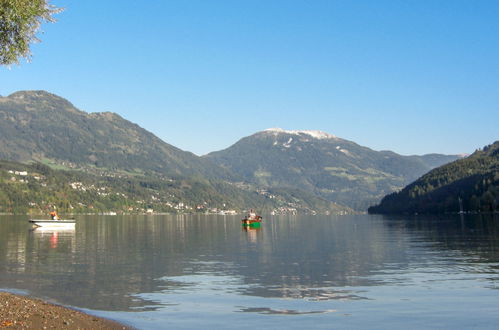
0,0,62,65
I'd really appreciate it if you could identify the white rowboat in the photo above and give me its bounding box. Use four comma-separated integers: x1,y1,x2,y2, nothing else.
29,219,76,228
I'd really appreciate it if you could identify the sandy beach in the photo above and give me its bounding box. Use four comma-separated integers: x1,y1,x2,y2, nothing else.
0,292,130,329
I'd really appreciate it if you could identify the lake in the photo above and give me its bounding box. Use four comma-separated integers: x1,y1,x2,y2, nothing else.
1,214,499,329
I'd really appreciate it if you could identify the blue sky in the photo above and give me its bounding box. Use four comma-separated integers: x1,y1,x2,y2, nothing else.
1,0,498,156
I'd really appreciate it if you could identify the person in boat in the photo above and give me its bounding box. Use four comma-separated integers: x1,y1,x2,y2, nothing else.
50,211,59,220
246,210,261,222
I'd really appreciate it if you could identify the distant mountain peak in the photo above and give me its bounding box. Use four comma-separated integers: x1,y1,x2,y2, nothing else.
263,128,338,140
207,129,461,211
0,90,234,180
7,90,60,100
3,90,77,112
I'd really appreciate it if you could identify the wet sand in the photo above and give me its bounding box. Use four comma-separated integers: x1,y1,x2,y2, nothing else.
0,292,130,329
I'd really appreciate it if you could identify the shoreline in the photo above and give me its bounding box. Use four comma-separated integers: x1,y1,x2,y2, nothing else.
0,292,131,329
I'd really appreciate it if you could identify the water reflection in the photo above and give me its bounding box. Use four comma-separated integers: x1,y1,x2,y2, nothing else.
0,214,498,316
29,227,76,250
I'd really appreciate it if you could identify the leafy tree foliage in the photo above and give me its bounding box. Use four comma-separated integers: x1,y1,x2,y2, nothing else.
0,0,61,65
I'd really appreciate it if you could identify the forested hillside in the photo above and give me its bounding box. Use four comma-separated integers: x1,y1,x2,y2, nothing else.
368,141,499,214
0,90,232,180
0,160,348,215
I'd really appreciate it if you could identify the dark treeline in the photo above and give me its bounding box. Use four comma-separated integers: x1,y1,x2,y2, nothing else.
369,141,499,214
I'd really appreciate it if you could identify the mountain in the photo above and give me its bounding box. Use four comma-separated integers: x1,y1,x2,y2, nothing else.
368,141,499,214
0,90,231,180
0,90,463,214
205,128,460,211
0,91,347,215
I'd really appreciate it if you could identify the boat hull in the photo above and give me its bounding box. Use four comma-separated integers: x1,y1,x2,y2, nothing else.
29,220,76,228
241,220,261,228
243,222,261,228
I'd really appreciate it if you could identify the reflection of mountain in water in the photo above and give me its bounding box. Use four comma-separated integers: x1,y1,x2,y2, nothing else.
0,214,498,311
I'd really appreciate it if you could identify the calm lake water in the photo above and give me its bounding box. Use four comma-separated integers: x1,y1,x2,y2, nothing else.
1,214,499,329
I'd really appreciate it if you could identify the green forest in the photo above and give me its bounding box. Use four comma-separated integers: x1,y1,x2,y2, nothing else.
369,142,499,214
0,159,346,216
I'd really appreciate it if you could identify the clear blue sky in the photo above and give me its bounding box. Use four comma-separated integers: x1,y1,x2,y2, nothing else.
2,0,498,156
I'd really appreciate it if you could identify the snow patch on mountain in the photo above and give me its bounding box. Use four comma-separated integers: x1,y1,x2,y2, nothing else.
283,137,293,148
264,128,337,140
